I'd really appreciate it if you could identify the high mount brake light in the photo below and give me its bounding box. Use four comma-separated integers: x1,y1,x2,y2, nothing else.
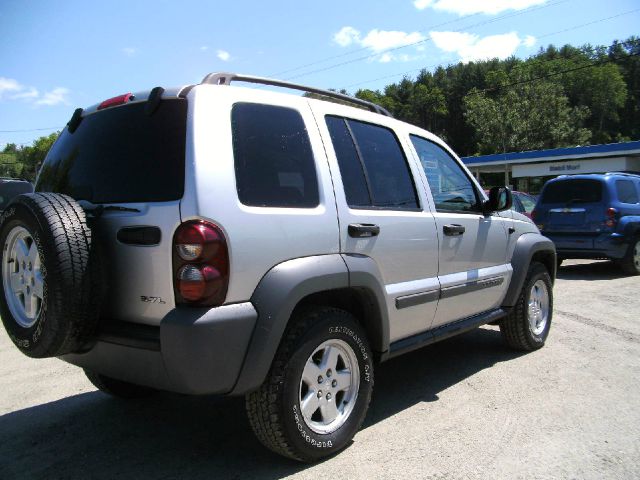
98,93,134,110
173,221,229,306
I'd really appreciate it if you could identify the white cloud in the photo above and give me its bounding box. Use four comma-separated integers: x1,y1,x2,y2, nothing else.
122,47,138,57
360,29,426,53
0,77,69,106
430,31,527,63
332,27,426,62
200,45,209,51
217,49,230,61
333,26,361,47
0,77,22,99
524,34,536,47
34,87,70,106
414,0,546,15
413,0,434,9
11,87,39,100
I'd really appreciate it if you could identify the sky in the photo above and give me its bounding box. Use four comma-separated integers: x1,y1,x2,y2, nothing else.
1,0,638,149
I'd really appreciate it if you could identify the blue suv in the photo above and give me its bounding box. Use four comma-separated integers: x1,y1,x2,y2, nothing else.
534,172,640,274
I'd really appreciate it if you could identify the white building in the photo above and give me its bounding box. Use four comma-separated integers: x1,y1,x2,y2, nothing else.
461,141,640,194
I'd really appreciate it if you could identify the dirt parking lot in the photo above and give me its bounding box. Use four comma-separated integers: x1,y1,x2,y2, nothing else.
0,259,638,480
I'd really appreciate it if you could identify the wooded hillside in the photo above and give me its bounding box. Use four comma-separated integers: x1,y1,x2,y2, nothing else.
354,36,639,156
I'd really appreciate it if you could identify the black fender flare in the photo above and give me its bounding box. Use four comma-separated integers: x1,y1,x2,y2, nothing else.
231,254,388,394
502,233,556,308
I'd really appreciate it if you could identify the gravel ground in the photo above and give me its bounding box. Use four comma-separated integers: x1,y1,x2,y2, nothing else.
0,259,638,480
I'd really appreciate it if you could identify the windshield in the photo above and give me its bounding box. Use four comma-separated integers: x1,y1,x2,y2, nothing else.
36,99,187,203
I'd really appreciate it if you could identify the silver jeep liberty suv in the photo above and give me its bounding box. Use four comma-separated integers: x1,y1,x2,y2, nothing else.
0,73,556,462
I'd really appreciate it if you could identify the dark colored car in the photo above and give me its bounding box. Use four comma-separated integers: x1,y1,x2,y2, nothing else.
0,179,34,212
512,191,537,219
533,173,640,274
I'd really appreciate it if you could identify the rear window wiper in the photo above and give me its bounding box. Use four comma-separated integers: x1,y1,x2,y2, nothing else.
102,205,140,213
78,200,140,217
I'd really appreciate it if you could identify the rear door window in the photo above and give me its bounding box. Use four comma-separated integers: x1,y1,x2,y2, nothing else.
615,180,639,204
37,100,187,203
540,180,603,204
326,116,419,210
232,103,319,208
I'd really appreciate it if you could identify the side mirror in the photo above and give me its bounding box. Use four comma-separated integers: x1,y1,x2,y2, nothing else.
485,186,512,213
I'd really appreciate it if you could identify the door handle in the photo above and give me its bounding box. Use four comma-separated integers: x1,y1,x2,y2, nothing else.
348,223,380,238
443,224,465,236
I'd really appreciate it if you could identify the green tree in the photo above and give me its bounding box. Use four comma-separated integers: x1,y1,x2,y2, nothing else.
464,74,590,154
2,143,19,154
410,83,447,133
15,132,59,182
1,143,22,178
562,64,627,143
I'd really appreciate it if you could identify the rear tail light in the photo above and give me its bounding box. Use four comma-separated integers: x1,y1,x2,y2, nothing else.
605,208,618,228
173,221,229,306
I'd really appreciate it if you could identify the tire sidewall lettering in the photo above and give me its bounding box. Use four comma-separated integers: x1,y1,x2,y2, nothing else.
292,405,333,449
328,325,370,366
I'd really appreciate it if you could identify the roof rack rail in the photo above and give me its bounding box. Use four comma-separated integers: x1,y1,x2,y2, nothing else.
201,72,392,117
605,171,640,177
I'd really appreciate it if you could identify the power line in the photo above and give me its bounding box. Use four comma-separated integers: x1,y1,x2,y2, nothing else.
282,0,572,82
268,10,489,78
0,126,62,133
339,10,640,91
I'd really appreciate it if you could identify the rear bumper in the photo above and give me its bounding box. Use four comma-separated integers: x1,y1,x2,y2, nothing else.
62,303,257,395
544,232,628,259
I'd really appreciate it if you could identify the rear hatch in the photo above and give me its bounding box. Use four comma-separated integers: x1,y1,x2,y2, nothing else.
537,178,607,250
36,95,187,325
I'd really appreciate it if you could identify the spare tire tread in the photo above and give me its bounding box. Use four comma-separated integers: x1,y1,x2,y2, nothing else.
0,193,101,357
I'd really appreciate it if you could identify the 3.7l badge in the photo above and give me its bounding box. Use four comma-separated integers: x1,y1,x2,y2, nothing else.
140,296,166,304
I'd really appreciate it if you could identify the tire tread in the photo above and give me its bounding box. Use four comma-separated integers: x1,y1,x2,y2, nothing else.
501,262,552,351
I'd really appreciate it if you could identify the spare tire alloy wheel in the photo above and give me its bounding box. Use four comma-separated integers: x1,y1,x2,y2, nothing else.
3,226,44,329
0,193,101,358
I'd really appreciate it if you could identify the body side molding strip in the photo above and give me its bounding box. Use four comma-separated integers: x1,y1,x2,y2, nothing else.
395,290,440,309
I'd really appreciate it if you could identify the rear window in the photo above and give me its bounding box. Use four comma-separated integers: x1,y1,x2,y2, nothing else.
540,179,603,204
36,99,187,203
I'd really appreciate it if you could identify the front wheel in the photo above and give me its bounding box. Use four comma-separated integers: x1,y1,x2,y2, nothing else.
500,262,553,351
245,307,374,462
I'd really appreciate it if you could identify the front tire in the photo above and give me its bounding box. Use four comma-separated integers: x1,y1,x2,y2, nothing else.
245,307,374,462
500,262,553,351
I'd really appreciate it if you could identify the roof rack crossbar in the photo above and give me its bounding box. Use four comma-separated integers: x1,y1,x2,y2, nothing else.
201,72,392,117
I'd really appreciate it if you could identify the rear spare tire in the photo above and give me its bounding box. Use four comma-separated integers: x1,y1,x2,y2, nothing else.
0,193,101,358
